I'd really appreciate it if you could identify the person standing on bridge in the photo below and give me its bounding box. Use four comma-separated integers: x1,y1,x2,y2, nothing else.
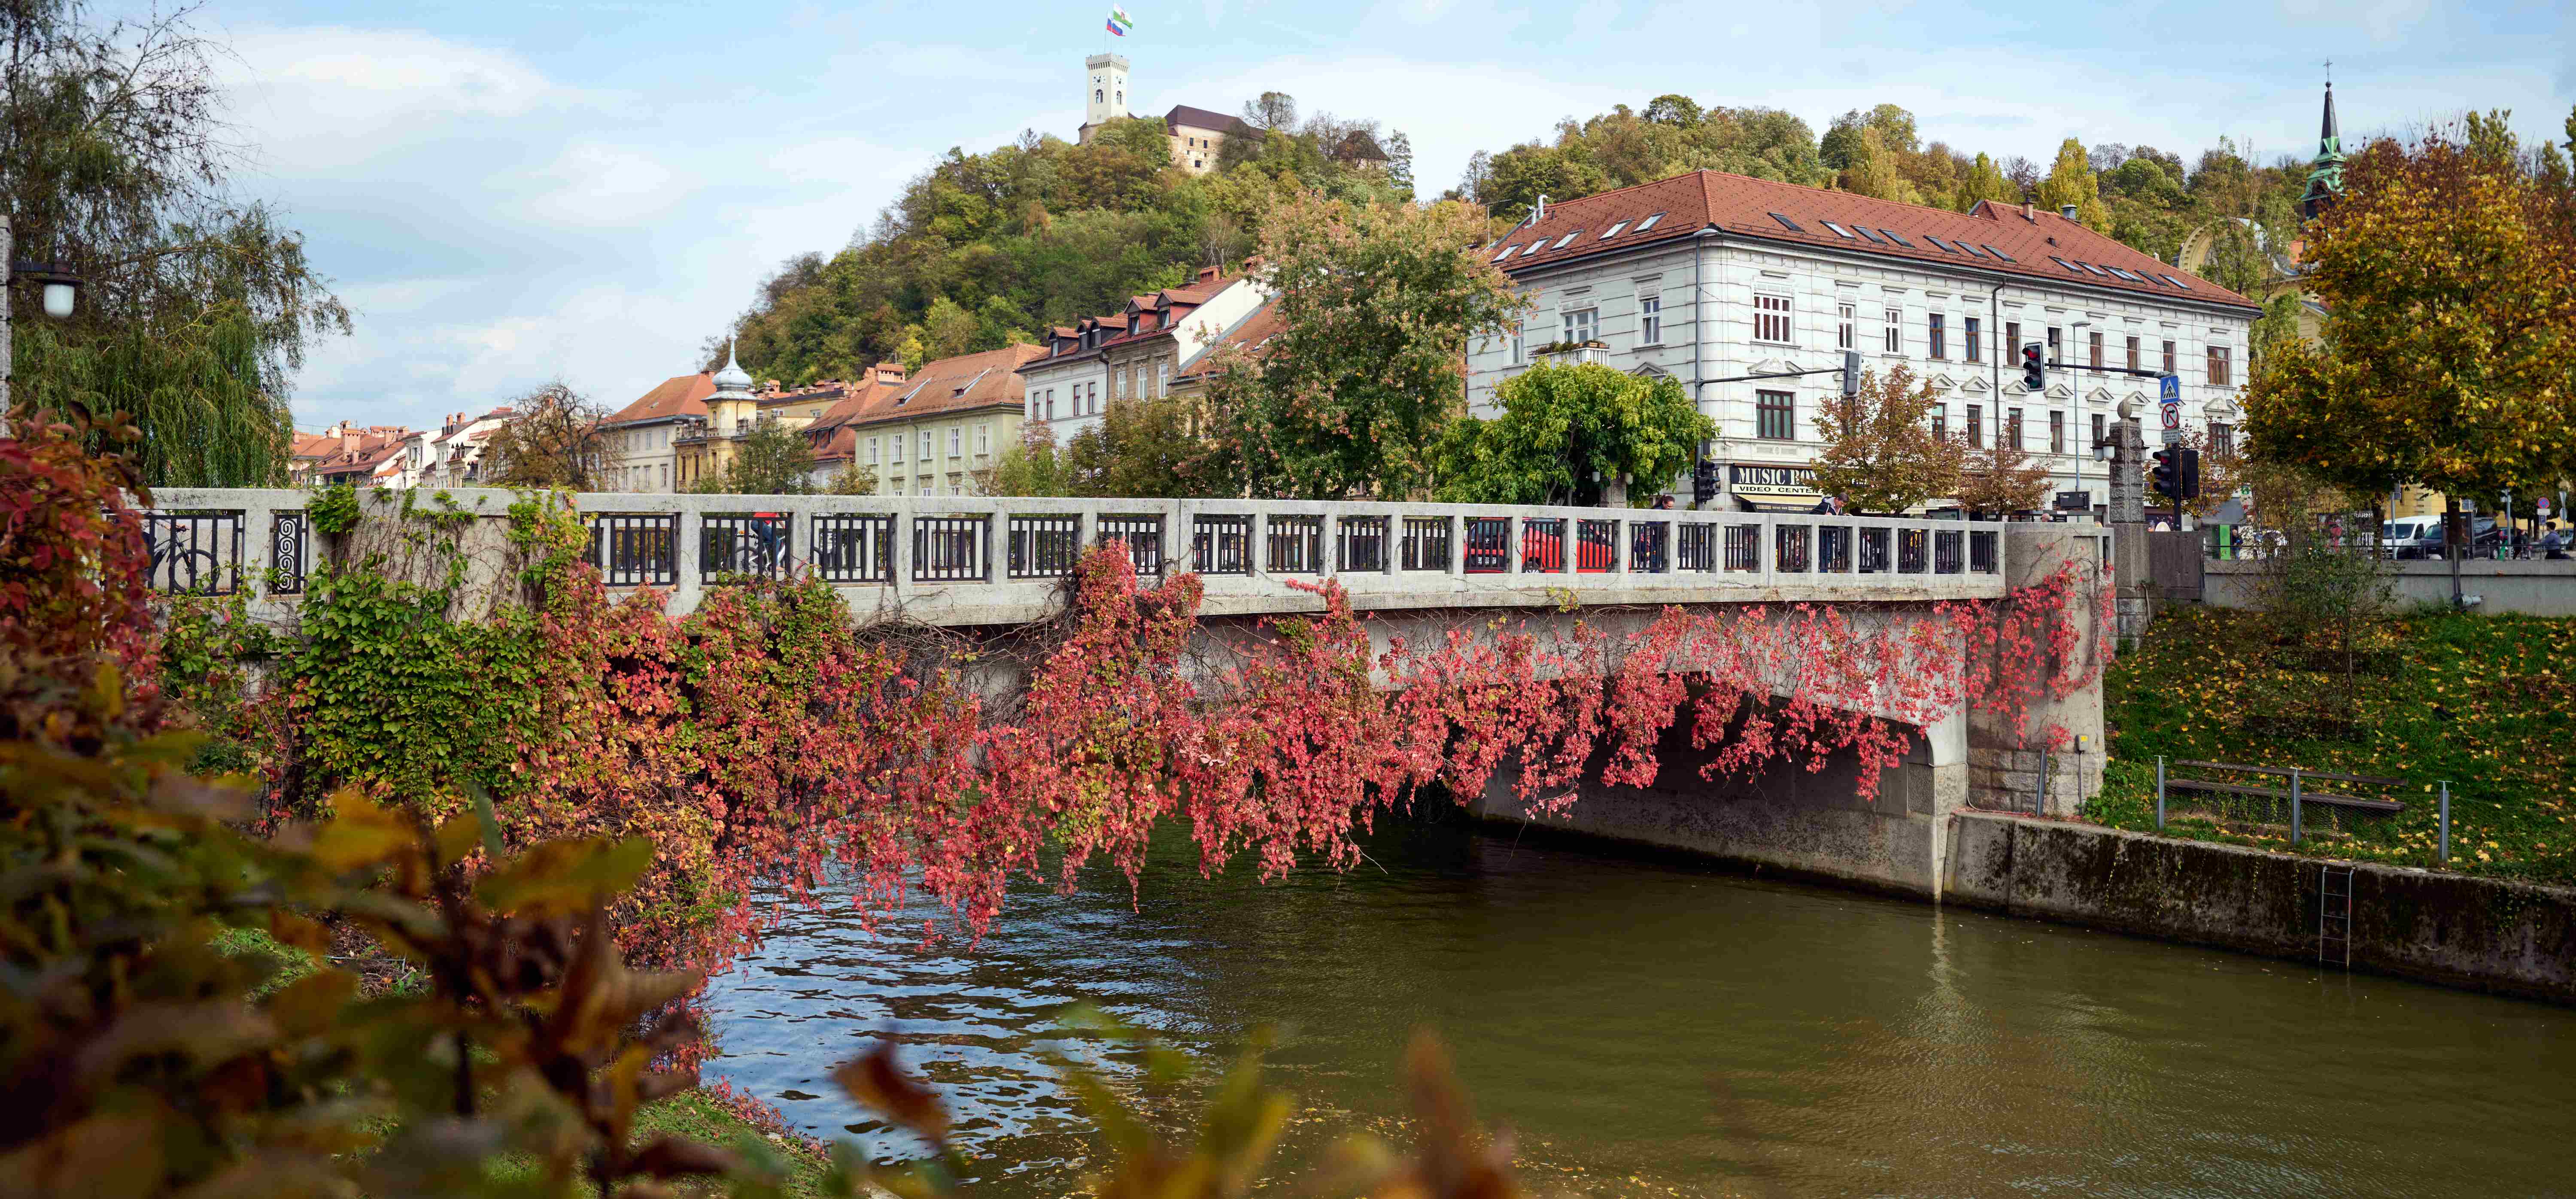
1651,494,1674,510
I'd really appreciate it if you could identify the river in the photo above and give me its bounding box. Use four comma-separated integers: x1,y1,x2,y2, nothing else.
700,818,2576,1196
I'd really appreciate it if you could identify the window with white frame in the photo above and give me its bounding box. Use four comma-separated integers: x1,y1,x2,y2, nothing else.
890,434,904,463
948,427,961,457
1883,307,1902,354
867,437,880,465
976,423,991,455
1512,323,1525,364
1562,307,1598,346
1837,302,1855,350
1638,295,1662,345
917,430,931,460
1928,313,1947,359
1158,361,1170,395
1754,294,1792,344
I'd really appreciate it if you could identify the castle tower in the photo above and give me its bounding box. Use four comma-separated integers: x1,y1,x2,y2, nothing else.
2298,79,2345,222
1080,52,1130,143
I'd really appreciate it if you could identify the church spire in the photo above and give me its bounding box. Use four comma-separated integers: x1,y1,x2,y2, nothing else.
2299,73,2346,222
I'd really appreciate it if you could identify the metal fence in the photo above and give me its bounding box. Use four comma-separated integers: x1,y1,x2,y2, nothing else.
701,513,792,583
1007,514,1081,580
812,513,892,583
145,510,245,595
1097,514,1164,576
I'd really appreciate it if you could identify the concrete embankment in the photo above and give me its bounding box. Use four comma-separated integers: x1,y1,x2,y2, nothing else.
1468,796,2576,1005
1943,813,2576,1005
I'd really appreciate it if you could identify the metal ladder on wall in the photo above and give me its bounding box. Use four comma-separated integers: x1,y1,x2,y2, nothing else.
2318,864,2355,968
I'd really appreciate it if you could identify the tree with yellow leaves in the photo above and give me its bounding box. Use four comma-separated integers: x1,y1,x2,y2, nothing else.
2246,124,2576,589
2036,138,2109,231
1806,364,1962,514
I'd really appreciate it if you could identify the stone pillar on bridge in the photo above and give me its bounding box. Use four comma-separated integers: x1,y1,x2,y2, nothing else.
1966,523,2112,820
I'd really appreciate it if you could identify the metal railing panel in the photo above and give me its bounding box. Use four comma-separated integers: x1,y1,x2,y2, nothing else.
143,510,246,595
702,513,794,583
913,514,988,583
811,513,892,583
1400,516,1452,571
1193,514,1253,575
1629,521,1668,573
1463,516,1510,574
591,513,680,587
1097,514,1164,576
1266,514,1324,574
1337,515,1388,573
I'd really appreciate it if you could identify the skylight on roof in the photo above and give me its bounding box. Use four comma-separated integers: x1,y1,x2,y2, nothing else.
1854,225,1887,244
2162,274,2193,290
1982,244,2014,261
1519,243,1545,258
1956,241,1988,258
2050,255,2080,271
1768,212,1803,232
1879,228,1914,247
2105,266,2141,281
1600,221,1628,239
1492,246,1518,262
1635,212,1665,231
1823,221,1856,239
2078,262,2108,276
1552,230,1582,249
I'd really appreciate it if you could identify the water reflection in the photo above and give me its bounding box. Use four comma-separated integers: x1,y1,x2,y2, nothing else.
701,819,2576,1195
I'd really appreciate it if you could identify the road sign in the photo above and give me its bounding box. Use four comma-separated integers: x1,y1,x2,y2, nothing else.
2157,373,2182,445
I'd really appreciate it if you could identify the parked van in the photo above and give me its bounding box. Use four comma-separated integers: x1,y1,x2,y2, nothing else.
2382,516,2445,559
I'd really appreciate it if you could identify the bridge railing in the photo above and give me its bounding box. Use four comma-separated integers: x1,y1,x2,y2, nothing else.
145,489,2012,622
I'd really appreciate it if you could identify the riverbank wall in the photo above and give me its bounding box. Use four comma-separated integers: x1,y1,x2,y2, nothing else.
1465,798,2576,1004
1943,813,2576,1004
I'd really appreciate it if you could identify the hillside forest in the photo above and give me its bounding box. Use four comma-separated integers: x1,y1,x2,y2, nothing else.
728,91,2576,389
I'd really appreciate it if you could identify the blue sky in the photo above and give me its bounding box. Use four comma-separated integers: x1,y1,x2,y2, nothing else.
178,0,2572,430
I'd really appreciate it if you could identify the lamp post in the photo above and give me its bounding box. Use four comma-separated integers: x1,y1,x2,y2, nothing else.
2070,319,2092,510
1,213,87,437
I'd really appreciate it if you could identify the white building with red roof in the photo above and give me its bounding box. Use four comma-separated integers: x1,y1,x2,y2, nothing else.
1015,266,1267,447
1464,168,2262,515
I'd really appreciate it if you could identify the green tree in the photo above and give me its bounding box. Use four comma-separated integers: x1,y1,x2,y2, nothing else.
1066,395,1206,498
976,424,1074,496
714,422,817,495
1432,361,1711,506
2246,126,2576,593
2035,138,2109,230
1804,365,1962,515
1958,152,2020,209
3,0,349,485
1201,192,1525,500
1842,127,1923,205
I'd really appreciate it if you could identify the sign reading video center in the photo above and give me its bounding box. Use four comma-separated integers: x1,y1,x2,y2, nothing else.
1728,464,1821,497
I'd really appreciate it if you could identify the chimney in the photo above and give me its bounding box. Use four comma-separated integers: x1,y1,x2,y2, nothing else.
875,362,905,385
2021,201,2035,222
2060,204,2079,219
1197,264,1220,283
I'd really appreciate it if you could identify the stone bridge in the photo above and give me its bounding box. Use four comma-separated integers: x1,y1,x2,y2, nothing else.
147,488,2110,899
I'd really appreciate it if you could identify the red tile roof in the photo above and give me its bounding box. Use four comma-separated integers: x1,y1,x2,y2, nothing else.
607,372,715,425
1175,297,1284,382
1490,170,2257,310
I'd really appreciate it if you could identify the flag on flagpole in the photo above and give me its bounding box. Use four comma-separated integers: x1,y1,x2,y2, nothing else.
1107,6,1133,34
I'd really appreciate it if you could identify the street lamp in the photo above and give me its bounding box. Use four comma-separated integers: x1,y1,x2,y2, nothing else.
17,260,82,319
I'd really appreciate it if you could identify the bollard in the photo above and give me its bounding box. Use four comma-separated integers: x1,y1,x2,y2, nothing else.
2290,768,2303,844
2155,756,2166,832
2439,781,2451,865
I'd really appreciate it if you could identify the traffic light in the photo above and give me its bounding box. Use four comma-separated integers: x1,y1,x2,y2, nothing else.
2178,446,2202,500
1841,349,1862,397
2020,344,2046,391
2150,446,2180,500
1691,459,1718,507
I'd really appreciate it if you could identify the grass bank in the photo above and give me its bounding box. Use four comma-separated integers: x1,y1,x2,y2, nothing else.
2090,606,2576,883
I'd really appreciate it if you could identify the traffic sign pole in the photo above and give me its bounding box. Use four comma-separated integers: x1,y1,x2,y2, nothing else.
2157,374,2183,528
